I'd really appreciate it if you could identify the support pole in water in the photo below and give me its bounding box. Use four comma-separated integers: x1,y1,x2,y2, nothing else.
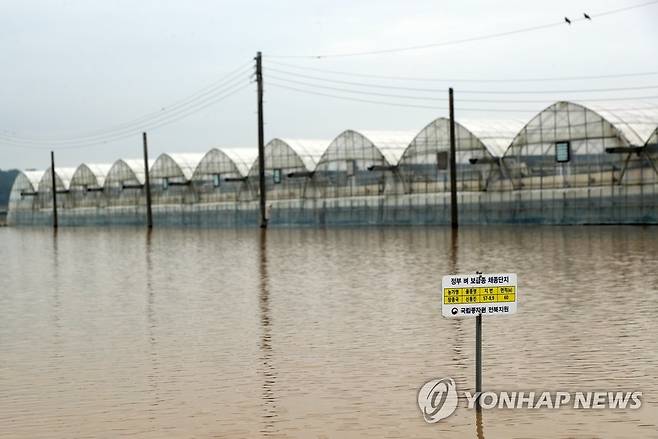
143,132,153,229
50,150,58,229
449,88,458,229
476,313,482,408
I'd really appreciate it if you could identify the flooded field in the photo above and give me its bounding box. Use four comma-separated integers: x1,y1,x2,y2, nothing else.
0,226,656,438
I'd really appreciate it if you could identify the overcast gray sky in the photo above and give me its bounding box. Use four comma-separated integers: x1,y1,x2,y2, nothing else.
1,0,657,170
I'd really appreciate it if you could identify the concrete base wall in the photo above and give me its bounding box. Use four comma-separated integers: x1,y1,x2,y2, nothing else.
8,184,658,227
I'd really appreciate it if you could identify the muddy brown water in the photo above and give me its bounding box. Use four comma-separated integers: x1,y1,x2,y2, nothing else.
1,226,656,438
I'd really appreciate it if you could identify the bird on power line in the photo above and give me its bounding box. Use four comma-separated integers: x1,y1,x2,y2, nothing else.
584,13,591,20
564,17,572,25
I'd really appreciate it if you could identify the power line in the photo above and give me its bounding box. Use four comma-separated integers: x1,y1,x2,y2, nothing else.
458,85,658,95
266,0,658,58
269,82,658,113
268,82,539,113
266,59,658,84
267,76,444,101
0,83,252,150
467,95,658,104
0,61,253,145
0,66,252,144
268,68,446,92
267,68,658,99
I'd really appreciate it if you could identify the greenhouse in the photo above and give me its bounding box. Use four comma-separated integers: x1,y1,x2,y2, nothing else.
103,159,152,207
68,163,112,208
312,130,413,198
7,170,43,221
502,101,658,190
7,100,658,226
397,118,522,194
149,153,205,204
247,138,327,200
191,148,257,203
37,167,76,210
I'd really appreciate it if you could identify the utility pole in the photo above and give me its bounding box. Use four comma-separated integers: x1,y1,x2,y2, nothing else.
143,132,153,228
50,151,58,229
256,51,267,228
448,88,459,229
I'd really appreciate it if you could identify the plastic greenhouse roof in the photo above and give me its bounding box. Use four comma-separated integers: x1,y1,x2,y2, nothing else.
220,147,260,176
583,102,658,146
38,167,77,190
154,153,205,180
114,159,152,185
278,138,330,171
23,170,45,191
358,130,417,165
647,128,658,145
458,119,526,158
71,163,113,187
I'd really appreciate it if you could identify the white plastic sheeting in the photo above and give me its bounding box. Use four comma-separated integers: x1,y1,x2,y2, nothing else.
150,153,205,181
506,101,627,159
6,171,43,215
460,119,525,158
8,171,42,198
191,148,256,202
400,118,518,166
275,138,328,171
104,159,153,187
647,128,658,146
316,130,406,170
193,148,252,179
586,102,658,146
357,130,418,165
69,163,113,189
503,101,658,189
247,138,329,200
219,148,259,176
397,118,514,192
38,167,77,191
312,130,408,197
20,170,43,193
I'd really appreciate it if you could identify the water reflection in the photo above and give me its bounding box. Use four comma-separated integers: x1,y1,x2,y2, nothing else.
50,227,62,363
475,407,484,439
259,229,278,435
449,229,467,370
145,229,163,416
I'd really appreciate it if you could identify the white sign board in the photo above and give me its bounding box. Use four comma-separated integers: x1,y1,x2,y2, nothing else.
442,273,517,318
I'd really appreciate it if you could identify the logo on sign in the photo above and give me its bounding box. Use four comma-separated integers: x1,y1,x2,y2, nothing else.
417,377,458,423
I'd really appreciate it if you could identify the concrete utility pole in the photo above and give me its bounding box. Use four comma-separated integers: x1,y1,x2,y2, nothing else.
50,151,58,229
143,132,153,228
255,51,267,228
448,88,459,229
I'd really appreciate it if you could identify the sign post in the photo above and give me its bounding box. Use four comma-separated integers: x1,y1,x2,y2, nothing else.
476,313,482,399
441,272,518,408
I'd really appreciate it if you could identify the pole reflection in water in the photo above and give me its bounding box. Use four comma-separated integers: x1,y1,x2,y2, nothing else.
476,406,485,439
145,229,164,416
51,228,62,363
259,229,278,435
448,229,467,370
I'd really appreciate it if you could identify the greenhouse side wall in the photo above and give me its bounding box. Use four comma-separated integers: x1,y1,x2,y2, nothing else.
7,183,657,227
